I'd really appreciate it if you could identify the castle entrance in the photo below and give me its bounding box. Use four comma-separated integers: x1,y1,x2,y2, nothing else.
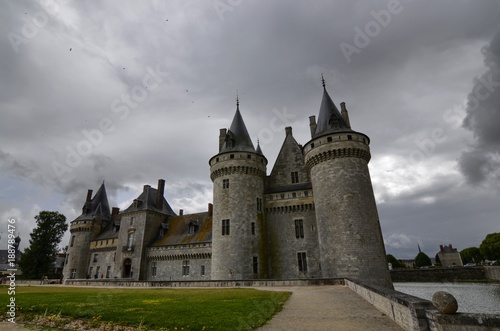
123,258,132,278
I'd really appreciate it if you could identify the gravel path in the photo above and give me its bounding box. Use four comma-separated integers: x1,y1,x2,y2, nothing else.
257,286,403,331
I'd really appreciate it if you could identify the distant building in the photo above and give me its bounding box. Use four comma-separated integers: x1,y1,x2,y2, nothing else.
62,81,393,288
437,244,463,267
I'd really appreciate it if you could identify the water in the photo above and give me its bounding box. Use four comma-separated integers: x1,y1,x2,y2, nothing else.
394,282,500,315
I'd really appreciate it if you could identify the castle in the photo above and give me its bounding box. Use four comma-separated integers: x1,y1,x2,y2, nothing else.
62,81,393,288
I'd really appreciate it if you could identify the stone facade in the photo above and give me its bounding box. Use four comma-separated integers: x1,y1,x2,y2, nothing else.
62,83,392,288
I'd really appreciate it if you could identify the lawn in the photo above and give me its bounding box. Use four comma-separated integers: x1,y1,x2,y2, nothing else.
1,286,291,330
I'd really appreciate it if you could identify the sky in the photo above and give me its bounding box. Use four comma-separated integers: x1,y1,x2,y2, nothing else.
1,0,499,260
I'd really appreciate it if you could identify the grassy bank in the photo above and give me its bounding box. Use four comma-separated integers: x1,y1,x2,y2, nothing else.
1,286,291,330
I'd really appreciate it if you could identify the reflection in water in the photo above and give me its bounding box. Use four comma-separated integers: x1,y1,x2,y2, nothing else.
394,282,500,314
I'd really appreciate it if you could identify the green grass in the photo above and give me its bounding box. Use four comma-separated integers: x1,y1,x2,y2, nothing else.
1,286,291,330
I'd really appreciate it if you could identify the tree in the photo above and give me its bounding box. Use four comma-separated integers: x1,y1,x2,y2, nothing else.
387,254,405,269
434,253,441,265
414,252,432,268
480,233,500,262
460,247,484,264
19,211,68,279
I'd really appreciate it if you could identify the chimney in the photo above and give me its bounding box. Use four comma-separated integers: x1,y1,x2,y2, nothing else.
86,189,93,202
340,102,351,128
449,244,453,250
219,128,227,152
309,116,317,138
208,203,213,216
112,207,120,215
285,127,292,136
440,245,444,252
157,179,165,210
179,209,183,216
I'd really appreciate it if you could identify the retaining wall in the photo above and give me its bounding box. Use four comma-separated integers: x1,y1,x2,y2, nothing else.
390,268,487,283
64,277,345,287
346,279,500,331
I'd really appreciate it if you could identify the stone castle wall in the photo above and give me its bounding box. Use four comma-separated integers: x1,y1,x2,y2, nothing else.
304,131,392,288
210,151,267,280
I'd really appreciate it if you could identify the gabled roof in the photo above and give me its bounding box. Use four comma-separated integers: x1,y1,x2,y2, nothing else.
122,185,176,215
220,104,256,153
314,86,351,137
76,182,111,221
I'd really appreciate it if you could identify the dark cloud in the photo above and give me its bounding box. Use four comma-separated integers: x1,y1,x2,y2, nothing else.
460,30,500,185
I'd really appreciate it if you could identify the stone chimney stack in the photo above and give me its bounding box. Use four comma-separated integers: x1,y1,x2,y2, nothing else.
112,207,120,215
208,203,213,216
309,116,317,138
340,102,351,128
179,209,184,216
219,128,227,152
86,189,93,202
285,126,292,136
156,179,165,210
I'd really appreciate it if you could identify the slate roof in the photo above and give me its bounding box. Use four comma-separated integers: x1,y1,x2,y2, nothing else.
151,211,212,246
314,85,351,137
76,182,111,221
122,185,176,215
220,105,256,153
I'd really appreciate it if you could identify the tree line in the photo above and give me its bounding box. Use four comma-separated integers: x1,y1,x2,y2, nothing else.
388,232,500,269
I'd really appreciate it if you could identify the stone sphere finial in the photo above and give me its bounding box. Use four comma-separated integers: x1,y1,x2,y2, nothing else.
432,291,458,314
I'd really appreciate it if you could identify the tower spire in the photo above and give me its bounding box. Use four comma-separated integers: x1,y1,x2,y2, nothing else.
236,94,239,110
321,74,326,89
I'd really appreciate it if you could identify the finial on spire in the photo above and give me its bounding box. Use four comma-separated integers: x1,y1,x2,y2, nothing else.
236,91,239,109
321,74,326,89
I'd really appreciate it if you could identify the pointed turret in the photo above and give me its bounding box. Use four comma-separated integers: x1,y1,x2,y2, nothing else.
78,181,111,221
314,79,351,137
220,100,256,153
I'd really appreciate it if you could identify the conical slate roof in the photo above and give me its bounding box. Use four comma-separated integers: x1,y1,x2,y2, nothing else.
76,182,111,221
314,86,351,137
221,105,256,153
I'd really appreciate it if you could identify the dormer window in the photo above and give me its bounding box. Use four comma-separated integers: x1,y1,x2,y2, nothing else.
189,220,199,234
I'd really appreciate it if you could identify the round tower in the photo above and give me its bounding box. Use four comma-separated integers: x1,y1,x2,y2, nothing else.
210,100,268,280
63,183,110,280
304,81,392,288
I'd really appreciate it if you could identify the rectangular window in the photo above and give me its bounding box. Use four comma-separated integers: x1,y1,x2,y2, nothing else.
292,192,296,198
295,219,304,239
106,266,111,278
347,135,352,140
89,267,93,278
93,253,98,263
182,260,190,276
201,265,206,276
223,179,229,189
95,266,100,278
113,252,116,262
247,154,251,159
70,235,75,247
297,252,307,272
222,219,230,235
304,191,309,197
253,257,258,274
152,262,157,277
230,154,235,159
130,217,134,225
280,193,285,199
251,222,256,235
327,137,332,142
291,171,299,184
256,198,262,211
